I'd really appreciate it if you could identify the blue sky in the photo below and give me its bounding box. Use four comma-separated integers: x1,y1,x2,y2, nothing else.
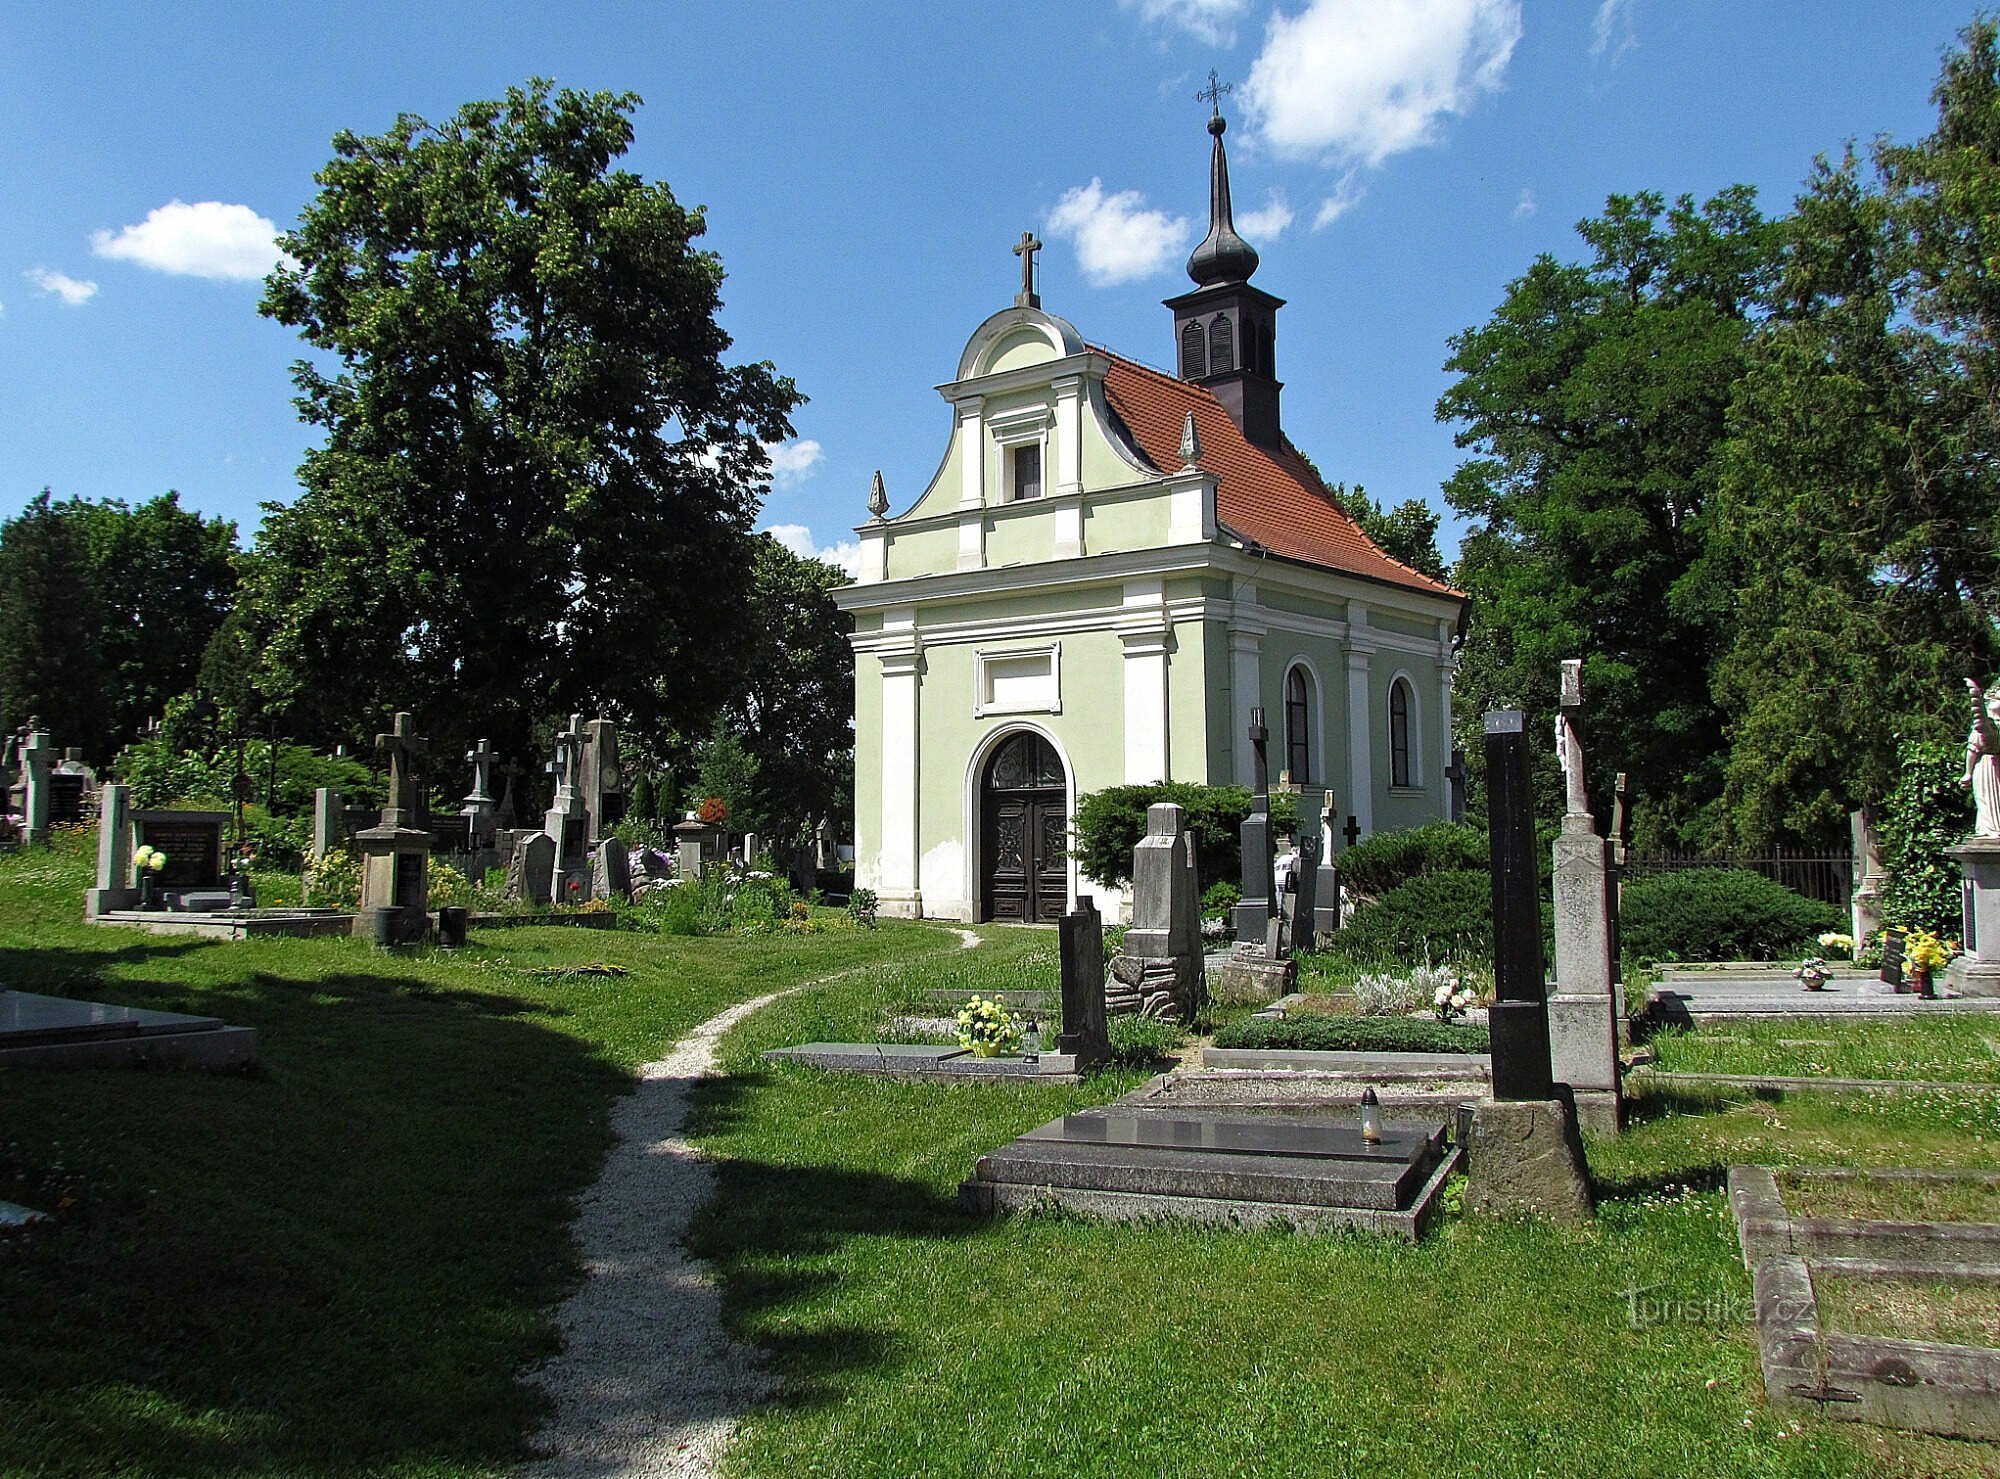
0,1,1982,570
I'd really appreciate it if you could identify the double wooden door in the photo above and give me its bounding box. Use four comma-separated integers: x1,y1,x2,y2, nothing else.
980,732,1068,923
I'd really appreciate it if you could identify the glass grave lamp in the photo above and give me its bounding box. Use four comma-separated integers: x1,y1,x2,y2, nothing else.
1359,1086,1383,1145
1022,1018,1041,1061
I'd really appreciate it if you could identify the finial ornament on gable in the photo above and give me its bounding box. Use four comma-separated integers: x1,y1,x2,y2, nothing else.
1178,411,1202,468
867,469,888,520
1013,230,1042,309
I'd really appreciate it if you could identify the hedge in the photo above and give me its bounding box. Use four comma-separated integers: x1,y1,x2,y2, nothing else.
1212,1015,1490,1055
1618,868,1840,963
1071,782,1296,890
1337,821,1488,896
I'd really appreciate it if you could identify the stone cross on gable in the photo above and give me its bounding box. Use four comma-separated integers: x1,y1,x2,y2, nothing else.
374,712,428,823
1248,706,1269,798
1013,231,1042,309
464,738,496,807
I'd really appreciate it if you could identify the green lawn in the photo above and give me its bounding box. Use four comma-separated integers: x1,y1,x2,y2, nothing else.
0,835,962,1477
10,831,2000,1477
1649,1017,2000,1085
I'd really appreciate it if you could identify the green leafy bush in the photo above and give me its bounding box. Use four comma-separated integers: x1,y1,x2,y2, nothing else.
1072,783,1295,890
1199,881,1240,919
1212,1015,1489,1055
1337,821,1487,896
1877,738,1973,935
1619,868,1840,963
1327,869,1498,965
302,846,361,909
1106,1015,1184,1067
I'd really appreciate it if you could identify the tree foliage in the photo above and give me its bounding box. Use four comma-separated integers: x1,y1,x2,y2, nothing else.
1438,187,1781,847
1324,483,1447,582
242,80,800,773
0,491,236,760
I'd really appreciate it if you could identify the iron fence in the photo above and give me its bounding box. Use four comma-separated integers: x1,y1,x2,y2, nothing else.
1622,847,1853,911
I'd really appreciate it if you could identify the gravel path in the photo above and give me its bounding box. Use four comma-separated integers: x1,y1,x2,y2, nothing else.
520,925,983,1478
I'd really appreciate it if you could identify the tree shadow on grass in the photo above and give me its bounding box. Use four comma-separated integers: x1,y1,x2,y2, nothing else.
0,941,636,1478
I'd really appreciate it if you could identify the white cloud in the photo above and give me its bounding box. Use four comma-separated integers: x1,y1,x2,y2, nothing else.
764,438,824,489
1513,187,1538,221
1046,180,1192,287
1245,0,1523,168
1237,190,1296,241
1591,0,1637,63
763,522,860,578
1312,172,1367,229
91,200,286,281
25,268,97,305
1120,0,1250,45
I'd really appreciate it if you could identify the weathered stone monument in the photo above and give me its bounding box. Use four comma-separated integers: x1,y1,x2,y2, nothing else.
1213,710,1296,1004
579,718,624,842
592,835,632,903
460,739,498,849
1053,895,1109,1070
352,712,432,943
17,726,53,846
1545,660,1622,1131
674,813,723,881
85,783,136,918
1281,833,1320,954
815,816,837,873
1445,746,1468,824
507,831,555,905
1950,675,2000,996
1106,803,1204,1020
1466,707,1592,1222
311,787,346,862
543,715,589,902
1312,788,1342,937
128,808,228,908
1851,806,1887,955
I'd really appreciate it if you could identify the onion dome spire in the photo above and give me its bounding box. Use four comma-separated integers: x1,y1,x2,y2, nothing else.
1186,72,1260,288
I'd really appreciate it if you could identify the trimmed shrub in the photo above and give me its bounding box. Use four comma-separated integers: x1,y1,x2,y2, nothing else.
1107,1015,1185,1067
1072,783,1295,890
1212,1015,1489,1055
1619,868,1840,963
1329,869,1498,965
1337,821,1487,896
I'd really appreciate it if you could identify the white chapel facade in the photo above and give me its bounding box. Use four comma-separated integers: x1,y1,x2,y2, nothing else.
834,111,1466,922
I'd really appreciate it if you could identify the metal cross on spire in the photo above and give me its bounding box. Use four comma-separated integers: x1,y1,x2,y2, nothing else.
1196,69,1233,117
1013,230,1042,308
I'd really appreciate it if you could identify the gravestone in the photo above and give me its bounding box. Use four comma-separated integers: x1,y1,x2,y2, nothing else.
815,816,837,872
508,831,555,905
579,719,625,842
460,739,498,849
1107,803,1205,1020
311,787,346,861
1879,927,1907,989
592,836,632,903
1546,659,1621,1132
674,816,722,880
1283,834,1320,954
18,728,53,845
49,750,95,828
129,809,227,906
1851,807,1888,957
1946,843,2000,996
85,783,136,918
742,832,761,867
352,712,432,942
1230,708,1276,945
543,715,589,900
1466,706,1592,1221
1312,789,1342,937
1445,746,1468,824
1054,895,1109,1069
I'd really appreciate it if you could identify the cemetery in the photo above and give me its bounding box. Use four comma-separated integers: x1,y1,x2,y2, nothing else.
10,17,2000,1478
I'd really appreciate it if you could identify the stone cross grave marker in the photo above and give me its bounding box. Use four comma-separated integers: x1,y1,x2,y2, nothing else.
1484,708,1553,1102
1232,707,1275,948
374,713,428,827
1313,788,1342,935
1109,803,1205,1020
19,728,53,845
1446,746,1468,823
461,738,497,844
1548,661,1621,1111
544,715,588,896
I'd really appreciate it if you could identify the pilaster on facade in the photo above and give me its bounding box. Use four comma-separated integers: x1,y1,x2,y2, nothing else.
1053,375,1085,499
1436,619,1457,791
1345,646,1375,837
1228,621,1264,788
857,524,887,583
877,619,925,915
1053,498,1085,561
1165,469,1217,546
1120,580,1172,784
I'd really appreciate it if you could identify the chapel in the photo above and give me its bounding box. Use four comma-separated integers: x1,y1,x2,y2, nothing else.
834,106,1466,923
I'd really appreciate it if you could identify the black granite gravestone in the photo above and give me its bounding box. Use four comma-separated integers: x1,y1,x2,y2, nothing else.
1484,709,1553,1101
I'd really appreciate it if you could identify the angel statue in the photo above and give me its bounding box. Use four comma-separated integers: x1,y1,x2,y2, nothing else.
1964,677,2000,839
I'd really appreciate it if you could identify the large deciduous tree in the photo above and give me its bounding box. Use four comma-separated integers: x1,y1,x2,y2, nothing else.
0,493,109,753
1437,188,1781,844
243,80,801,769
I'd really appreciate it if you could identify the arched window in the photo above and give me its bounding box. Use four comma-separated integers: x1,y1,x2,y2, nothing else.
1181,320,1206,379
1285,666,1312,785
1389,678,1412,788
1208,314,1235,374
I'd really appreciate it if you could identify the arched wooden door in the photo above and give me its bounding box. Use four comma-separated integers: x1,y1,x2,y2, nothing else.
979,731,1068,923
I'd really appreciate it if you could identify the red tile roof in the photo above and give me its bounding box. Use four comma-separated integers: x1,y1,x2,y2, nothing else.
1097,349,1463,602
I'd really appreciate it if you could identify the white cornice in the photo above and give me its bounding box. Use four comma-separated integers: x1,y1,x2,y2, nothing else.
938,351,1111,404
